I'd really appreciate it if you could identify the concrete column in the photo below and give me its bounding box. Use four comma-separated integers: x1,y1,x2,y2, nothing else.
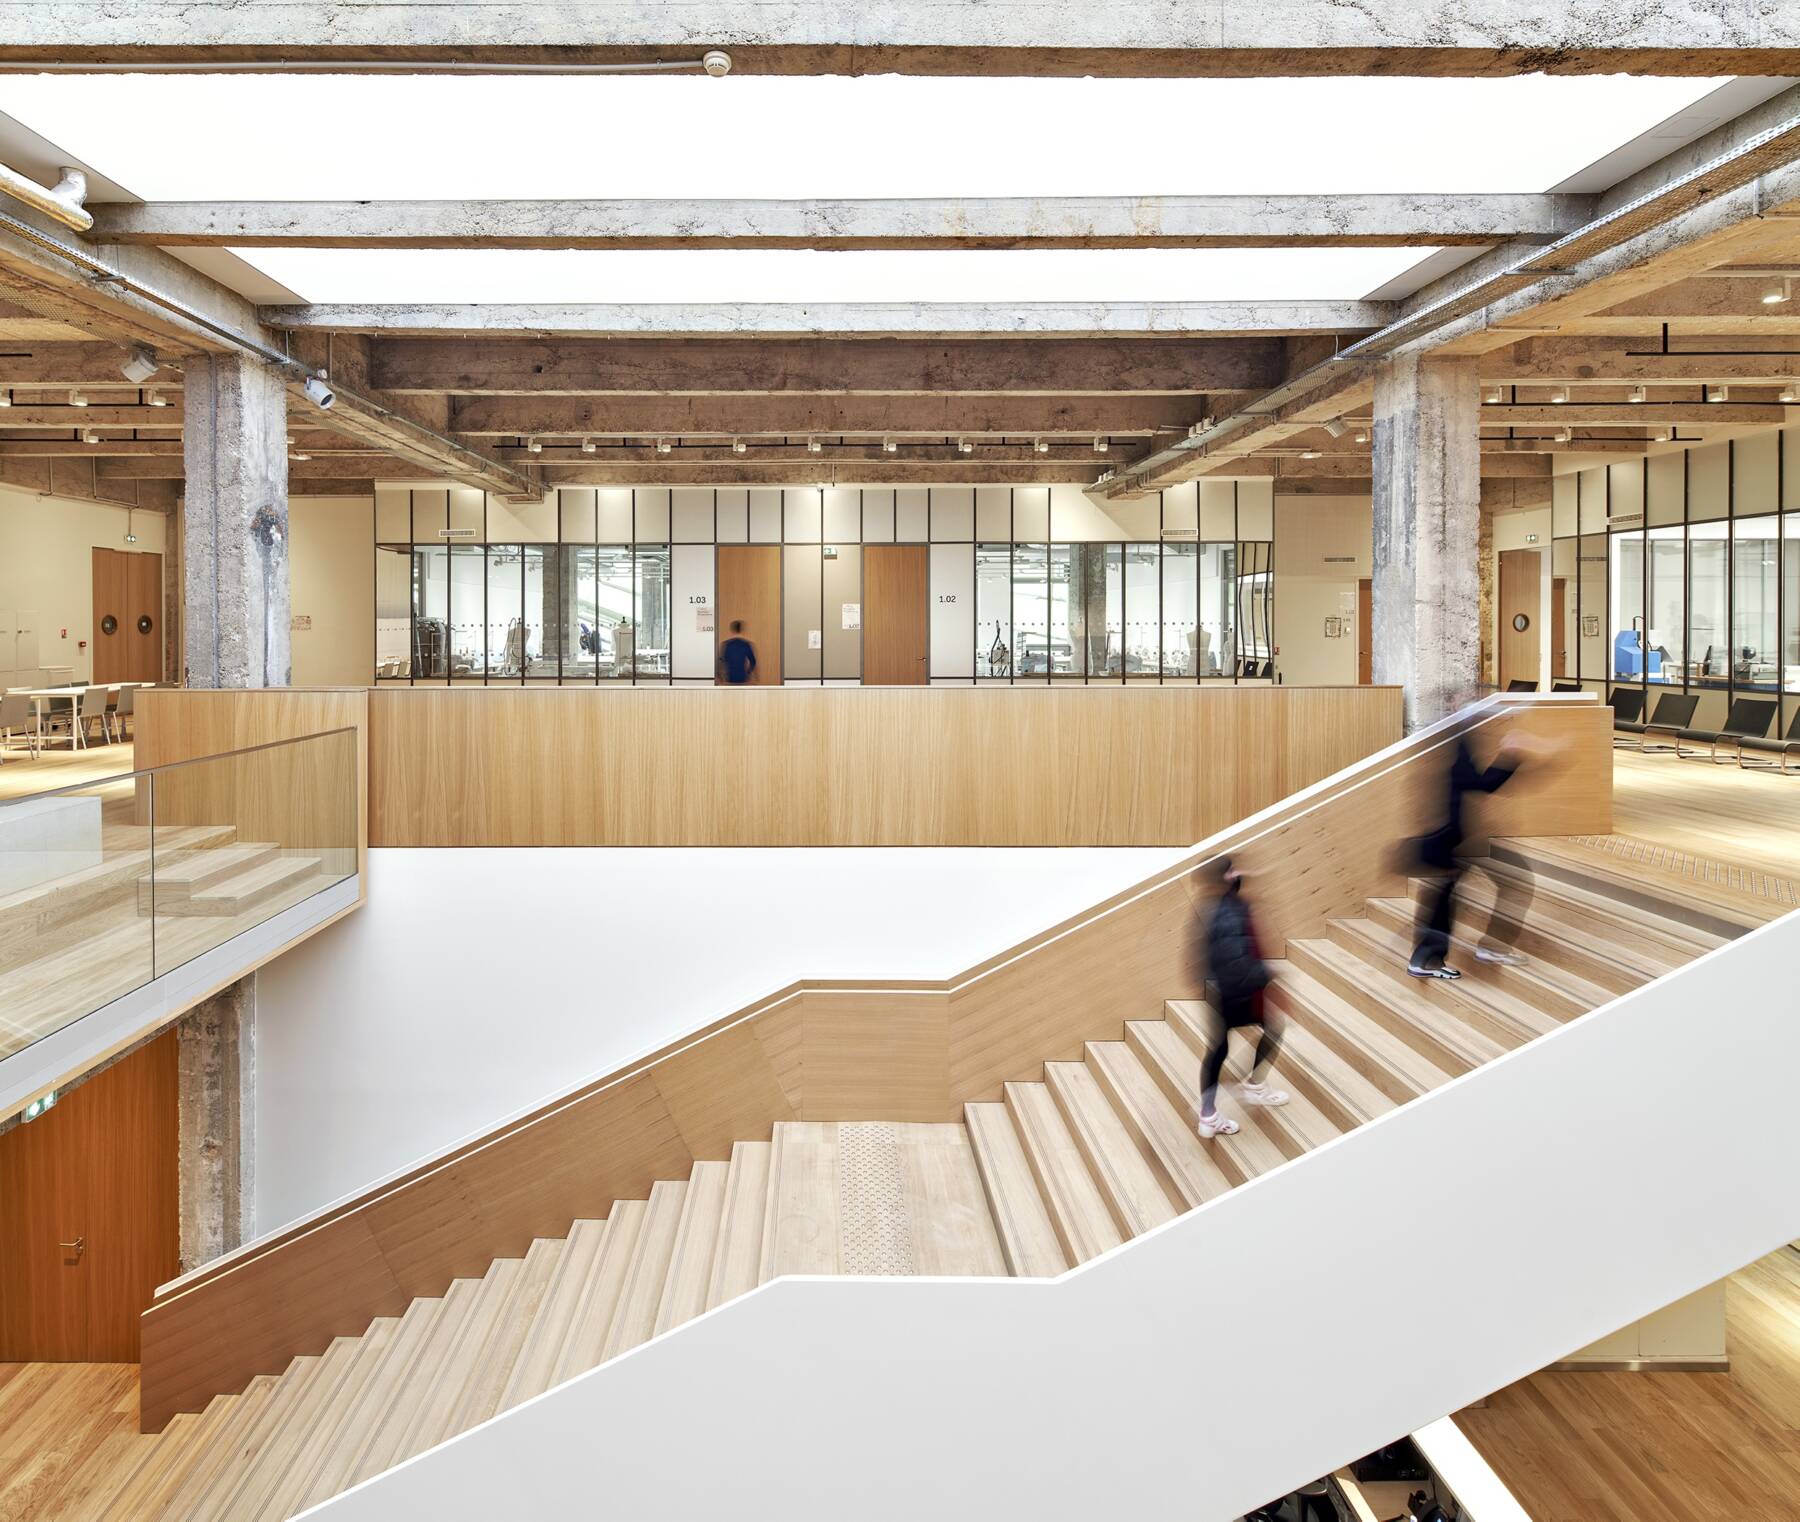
176,978,256,1272
1370,352,1482,729
181,350,291,689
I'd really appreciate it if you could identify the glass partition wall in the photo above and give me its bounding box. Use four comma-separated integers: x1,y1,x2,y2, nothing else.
376,484,1278,686
1552,429,1800,736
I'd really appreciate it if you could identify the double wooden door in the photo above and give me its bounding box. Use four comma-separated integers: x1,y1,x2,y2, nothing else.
91,547,163,684
0,1032,179,1362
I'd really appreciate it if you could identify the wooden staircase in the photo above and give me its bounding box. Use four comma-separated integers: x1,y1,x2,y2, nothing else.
46,835,1775,1521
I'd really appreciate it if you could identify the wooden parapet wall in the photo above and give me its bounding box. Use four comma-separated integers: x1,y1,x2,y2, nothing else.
368,685,1405,847
137,695,1609,1431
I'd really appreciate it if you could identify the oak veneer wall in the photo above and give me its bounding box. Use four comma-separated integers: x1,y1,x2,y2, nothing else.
137,696,1610,1431
368,685,1406,848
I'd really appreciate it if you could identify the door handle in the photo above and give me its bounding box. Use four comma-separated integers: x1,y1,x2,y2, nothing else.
59,1236,84,1258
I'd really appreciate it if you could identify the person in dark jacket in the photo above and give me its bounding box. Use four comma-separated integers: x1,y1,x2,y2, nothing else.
717,620,758,685
1197,856,1287,1139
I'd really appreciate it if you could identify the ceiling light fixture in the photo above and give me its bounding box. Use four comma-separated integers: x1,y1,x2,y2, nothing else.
0,390,11,408
124,509,137,545
1300,448,1323,460
1484,386,1503,404
1761,277,1792,306
302,374,335,409
1655,427,1675,443
731,438,747,454
68,389,86,407
292,450,310,461
1353,427,1370,444
656,437,673,454
119,344,158,383
82,428,99,444
1628,385,1646,403
1555,426,1573,443
1092,435,1107,453
581,437,597,454
525,437,543,454
957,439,973,454
1322,419,1348,438
1033,438,1050,454
1780,381,1798,403
146,387,166,407
1550,386,1569,404
1707,384,1729,403
806,437,823,454
882,438,898,453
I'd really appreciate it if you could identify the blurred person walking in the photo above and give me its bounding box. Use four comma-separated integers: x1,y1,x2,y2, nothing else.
717,620,758,685
1197,857,1287,1140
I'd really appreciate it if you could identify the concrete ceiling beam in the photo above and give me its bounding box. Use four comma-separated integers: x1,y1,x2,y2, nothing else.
1485,338,1800,385
95,452,406,479
540,463,1112,486
5,2,1793,75
495,442,1137,466
95,193,1590,251
263,301,1388,338
447,394,1207,438
0,341,181,386
1477,402,1792,423
0,403,184,424
370,337,1284,396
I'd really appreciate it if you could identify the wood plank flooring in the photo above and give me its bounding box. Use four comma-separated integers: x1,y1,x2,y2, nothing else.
1459,1246,1800,1522
0,742,135,804
1612,748,1800,889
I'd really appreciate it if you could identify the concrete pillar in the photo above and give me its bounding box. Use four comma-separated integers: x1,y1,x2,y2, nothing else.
1370,352,1482,729
181,350,291,689
176,978,256,1272
1478,500,1495,689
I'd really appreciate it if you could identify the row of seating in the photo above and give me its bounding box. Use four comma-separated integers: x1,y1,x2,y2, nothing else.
1611,688,1800,770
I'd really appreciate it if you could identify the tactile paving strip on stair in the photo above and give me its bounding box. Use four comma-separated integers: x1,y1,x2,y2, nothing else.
836,1122,916,1276
1569,833,1799,906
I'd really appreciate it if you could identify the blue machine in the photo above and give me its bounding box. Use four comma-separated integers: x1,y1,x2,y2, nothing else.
1614,629,1662,679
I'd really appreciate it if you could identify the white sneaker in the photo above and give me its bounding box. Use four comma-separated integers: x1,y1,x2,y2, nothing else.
1474,946,1528,967
1240,1081,1289,1108
1197,1110,1239,1139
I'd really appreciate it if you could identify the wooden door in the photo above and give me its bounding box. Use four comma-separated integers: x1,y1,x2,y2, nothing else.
127,551,164,682
1356,578,1373,685
715,545,781,685
1552,577,1568,683
90,547,129,684
1498,549,1543,690
863,545,929,685
0,1032,179,1362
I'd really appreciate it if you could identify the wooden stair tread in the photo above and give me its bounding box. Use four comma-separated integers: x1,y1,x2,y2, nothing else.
707,1140,772,1311
343,1278,482,1486
762,1122,840,1280
147,854,324,916
1290,935,1513,1073
1086,1038,1239,1206
155,1369,295,1522
1043,1060,1179,1240
88,1409,199,1522
445,1237,566,1435
1264,963,1454,1106
500,1219,608,1410
550,1199,645,1388
965,1101,1070,1277
212,1333,368,1522
893,1122,1008,1277
142,840,276,892
392,1258,528,1464
1494,835,1778,933
1003,1080,1124,1266
602,1179,689,1358
655,1160,730,1336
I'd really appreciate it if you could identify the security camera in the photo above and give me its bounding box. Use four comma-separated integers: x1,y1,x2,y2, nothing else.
119,344,159,383
303,374,336,410
702,49,732,77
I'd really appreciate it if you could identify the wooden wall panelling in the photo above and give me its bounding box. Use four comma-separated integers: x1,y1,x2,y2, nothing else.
139,696,1608,1430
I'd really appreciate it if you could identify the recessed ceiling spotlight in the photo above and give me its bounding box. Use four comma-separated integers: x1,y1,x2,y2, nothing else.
581,437,597,454
68,389,87,407
1628,385,1646,403
806,437,823,454
957,438,973,454
731,438,747,454
146,387,167,407
656,437,673,454
1033,438,1050,454
1550,386,1569,404
1761,277,1792,306
1707,384,1729,403
525,437,543,454
1322,419,1348,438
882,438,898,454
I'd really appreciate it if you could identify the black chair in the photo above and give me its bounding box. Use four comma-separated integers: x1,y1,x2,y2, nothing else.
1634,692,1699,754
1680,696,1778,763
1506,678,1538,693
1736,706,1800,774
1552,681,1581,694
1609,687,1645,747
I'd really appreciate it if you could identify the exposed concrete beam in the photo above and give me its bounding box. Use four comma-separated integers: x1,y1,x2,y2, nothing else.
447,394,1207,438
98,452,406,479
95,194,1589,251
0,452,179,509
0,403,184,425
495,442,1137,468
1484,338,1800,385
260,301,1389,338
371,337,1283,396
290,478,377,496
5,3,1795,75
1477,402,1794,424
0,341,180,386
542,463,1111,486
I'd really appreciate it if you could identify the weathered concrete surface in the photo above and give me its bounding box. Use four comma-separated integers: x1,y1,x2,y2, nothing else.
182,350,291,689
2,2,1794,74
177,978,255,1274
94,193,1589,250
1371,353,1482,731
261,300,1392,337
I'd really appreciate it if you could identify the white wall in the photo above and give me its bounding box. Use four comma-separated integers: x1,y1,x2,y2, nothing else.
0,484,166,685
1274,494,1370,687
254,845,1185,1231
314,909,1800,1522
1491,507,1554,690
289,495,375,686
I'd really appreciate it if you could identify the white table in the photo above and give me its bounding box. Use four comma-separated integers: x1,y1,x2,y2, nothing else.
4,682,152,754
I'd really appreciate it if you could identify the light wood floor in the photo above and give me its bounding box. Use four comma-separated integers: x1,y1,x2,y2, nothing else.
0,1361,144,1521
1460,1246,1800,1522
1612,747,1800,887
0,741,136,803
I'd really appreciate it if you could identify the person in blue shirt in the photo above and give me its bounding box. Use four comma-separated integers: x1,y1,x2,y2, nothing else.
718,621,758,685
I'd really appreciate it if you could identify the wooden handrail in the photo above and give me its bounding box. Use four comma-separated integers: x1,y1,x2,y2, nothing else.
137,693,1611,1430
